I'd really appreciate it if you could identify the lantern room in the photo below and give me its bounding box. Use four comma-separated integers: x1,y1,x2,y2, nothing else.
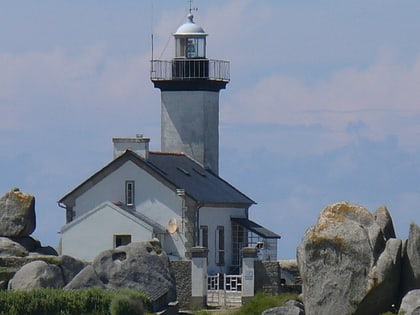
174,13,207,59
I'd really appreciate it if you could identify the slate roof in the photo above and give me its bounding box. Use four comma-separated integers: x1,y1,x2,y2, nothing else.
148,151,255,204
231,218,280,239
59,150,255,206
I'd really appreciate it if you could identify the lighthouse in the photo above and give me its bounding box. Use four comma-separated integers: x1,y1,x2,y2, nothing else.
151,11,230,175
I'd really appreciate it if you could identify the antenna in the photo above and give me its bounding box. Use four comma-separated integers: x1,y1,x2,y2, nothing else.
150,0,155,75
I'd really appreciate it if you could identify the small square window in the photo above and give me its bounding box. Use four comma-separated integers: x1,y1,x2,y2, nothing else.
114,234,131,248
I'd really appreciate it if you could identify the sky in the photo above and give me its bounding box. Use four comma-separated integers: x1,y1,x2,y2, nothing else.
0,0,419,259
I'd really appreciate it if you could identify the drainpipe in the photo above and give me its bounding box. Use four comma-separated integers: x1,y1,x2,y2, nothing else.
196,202,203,247
176,189,186,233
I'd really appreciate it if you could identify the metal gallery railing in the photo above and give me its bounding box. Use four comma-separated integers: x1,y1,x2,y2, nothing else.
151,59,230,82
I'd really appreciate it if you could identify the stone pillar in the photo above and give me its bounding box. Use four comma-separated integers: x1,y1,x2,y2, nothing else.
191,246,209,308
242,247,258,304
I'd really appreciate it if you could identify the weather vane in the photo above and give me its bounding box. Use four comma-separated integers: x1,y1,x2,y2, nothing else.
188,0,198,14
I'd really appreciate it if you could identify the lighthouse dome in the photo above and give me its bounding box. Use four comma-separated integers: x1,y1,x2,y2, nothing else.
174,13,208,36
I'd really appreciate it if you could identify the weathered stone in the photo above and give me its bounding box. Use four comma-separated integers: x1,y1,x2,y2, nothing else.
357,238,402,314
279,259,301,292
34,245,58,256
59,255,88,285
262,300,305,315
65,241,176,307
8,260,64,290
64,265,105,289
170,260,192,308
0,237,28,257
297,202,401,315
374,205,396,240
0,188,36,237
10,236,41,252
402,223,420,295
400,290,420,315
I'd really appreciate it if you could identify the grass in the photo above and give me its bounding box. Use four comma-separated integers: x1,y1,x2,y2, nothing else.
192,292,300,315
0,288,150,315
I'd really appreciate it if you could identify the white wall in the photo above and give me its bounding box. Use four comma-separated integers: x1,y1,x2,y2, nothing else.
70,160,187,259
161,91,220,174
199,206,246,274
61,202,153,261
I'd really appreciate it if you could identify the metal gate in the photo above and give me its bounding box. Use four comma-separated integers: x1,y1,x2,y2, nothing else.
207,273,242,307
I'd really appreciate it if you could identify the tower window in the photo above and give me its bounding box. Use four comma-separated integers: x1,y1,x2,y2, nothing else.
175,37,206,59
125,180,135,206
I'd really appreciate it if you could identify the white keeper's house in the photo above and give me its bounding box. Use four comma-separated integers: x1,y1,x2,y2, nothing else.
58,11,280,275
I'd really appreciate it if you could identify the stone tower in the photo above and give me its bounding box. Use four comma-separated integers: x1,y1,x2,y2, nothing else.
151,12,229,175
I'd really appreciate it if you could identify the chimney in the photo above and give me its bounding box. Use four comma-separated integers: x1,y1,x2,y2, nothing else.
112,134,150,160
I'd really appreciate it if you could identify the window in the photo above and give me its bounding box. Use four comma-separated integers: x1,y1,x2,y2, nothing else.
200,225,208,248
175,37,206,58
216,226,225,266
125,181,135,206
114,234,132,248
232,222,246,266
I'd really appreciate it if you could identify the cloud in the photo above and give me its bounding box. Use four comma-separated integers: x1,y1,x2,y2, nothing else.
0,44,157,134
221,53,420,153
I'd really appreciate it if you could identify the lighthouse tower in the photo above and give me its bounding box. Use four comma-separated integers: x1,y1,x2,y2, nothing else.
151,11,229,175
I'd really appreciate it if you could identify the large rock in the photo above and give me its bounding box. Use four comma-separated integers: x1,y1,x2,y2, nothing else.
399,290,420,315
8,260,64,290
0,188,36,237
262,300,305,315
402,223,420,295
297,202,401,315
65,265,106,289
65,241,176,307
374,205,396,240
0,237,29,257
10,236,41,252
59,255,88,284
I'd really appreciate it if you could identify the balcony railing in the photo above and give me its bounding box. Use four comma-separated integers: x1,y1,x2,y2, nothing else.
151,59,230,82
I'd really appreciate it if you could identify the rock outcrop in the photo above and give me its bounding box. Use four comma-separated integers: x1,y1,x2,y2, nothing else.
402,223,420,295
400,290,420,315
65,240,177,309
374,205,396,240
8,260,64,290
0,188,176,312
0,188,35,237
297,202,402,315
0,237,29,257
262,300,305,315
0,189,55,257
5,255,87,290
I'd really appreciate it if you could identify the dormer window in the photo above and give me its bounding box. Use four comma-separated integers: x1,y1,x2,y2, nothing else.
125,180,135,206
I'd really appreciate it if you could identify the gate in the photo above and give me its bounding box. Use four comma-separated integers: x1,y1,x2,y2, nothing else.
207,273,242,307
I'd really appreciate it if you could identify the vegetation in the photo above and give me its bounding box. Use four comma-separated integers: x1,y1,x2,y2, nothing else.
109,289,145,315
0,288,149,315
192,292,300,315
232,292,300,315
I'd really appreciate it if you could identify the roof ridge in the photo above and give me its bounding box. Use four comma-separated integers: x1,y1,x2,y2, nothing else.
149,151,185,156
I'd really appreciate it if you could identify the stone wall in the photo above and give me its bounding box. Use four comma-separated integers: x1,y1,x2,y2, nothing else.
170,260,192,308
254,261,282,294
171,258,284,308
